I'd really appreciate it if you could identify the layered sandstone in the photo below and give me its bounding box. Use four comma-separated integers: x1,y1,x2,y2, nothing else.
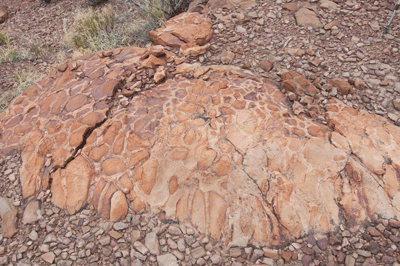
0,11,400,248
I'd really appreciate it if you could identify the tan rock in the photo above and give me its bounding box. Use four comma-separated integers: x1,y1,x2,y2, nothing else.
110,190,128,222
154,66,166,83
1,209,18,238
65,156,94,214
134,158,159,195
130,150,150,168
213,155,232,176
41,252,55,263
180,43,210,57
295,8,322,28
22,200,41,224
101,158,127,175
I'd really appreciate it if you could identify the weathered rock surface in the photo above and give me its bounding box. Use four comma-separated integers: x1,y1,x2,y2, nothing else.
1,42,400,246
149,12,212,48
1,8,400,250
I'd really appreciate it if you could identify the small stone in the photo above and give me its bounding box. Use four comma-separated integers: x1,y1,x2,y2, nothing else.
28,230,39,241
307,235,317,246
157,254,178,266
263,257,275,266
263,248,279,259
145,232,160,255
211,254,222,264
393,100,400,111
168,226,182,236
388,113,399,122
191,246,206,259
99,235,111,246
250,249,264,262
345,255,355,266
282,251,291,263
113,222,129,231
317,238,327,250
133,241,149,255
17,259,31,266
357,250,372,257
390,219,400,228
0,256,7,265
0,197,15,218
302,254,312,266
131,230,141,242
41,252,55,263
108,230,122,240
230,247,242,257
22,200,41,224
260,60,274,72
167,239,178,249
367,227,381,236
1,209,18,238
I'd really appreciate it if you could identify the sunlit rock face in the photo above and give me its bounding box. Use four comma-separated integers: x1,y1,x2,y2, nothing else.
1,20,400,247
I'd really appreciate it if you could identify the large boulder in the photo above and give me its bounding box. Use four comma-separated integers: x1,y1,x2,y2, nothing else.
1,44,400,247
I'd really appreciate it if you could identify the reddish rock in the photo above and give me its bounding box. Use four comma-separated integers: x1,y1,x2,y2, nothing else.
1,44,400,249
150,12,212,48
329,78,354,95
259,60,274,72
141,54,166,69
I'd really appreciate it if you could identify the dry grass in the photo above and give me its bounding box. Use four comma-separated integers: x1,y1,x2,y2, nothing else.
0,65,46,113
64,2,171,53
0,33,27,63
64,5,134,53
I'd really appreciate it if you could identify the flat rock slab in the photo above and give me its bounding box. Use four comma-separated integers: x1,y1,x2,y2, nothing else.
1,43,400,247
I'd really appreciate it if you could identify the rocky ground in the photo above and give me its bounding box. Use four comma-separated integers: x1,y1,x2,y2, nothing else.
200,0,400,125
1,0,400,265
2,154,400,265
0,0,132,110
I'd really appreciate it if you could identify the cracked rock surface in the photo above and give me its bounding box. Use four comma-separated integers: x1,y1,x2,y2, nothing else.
1,0,400,255
1,43,400,248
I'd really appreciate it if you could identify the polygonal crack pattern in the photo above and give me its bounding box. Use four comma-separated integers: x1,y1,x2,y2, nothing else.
1,45,400,247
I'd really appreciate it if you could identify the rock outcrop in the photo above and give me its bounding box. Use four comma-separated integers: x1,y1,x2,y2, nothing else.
1,11,400,248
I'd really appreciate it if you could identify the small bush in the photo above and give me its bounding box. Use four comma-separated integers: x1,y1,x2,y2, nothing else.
30,41,41,58
121,0,192,19
65,5,131,52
